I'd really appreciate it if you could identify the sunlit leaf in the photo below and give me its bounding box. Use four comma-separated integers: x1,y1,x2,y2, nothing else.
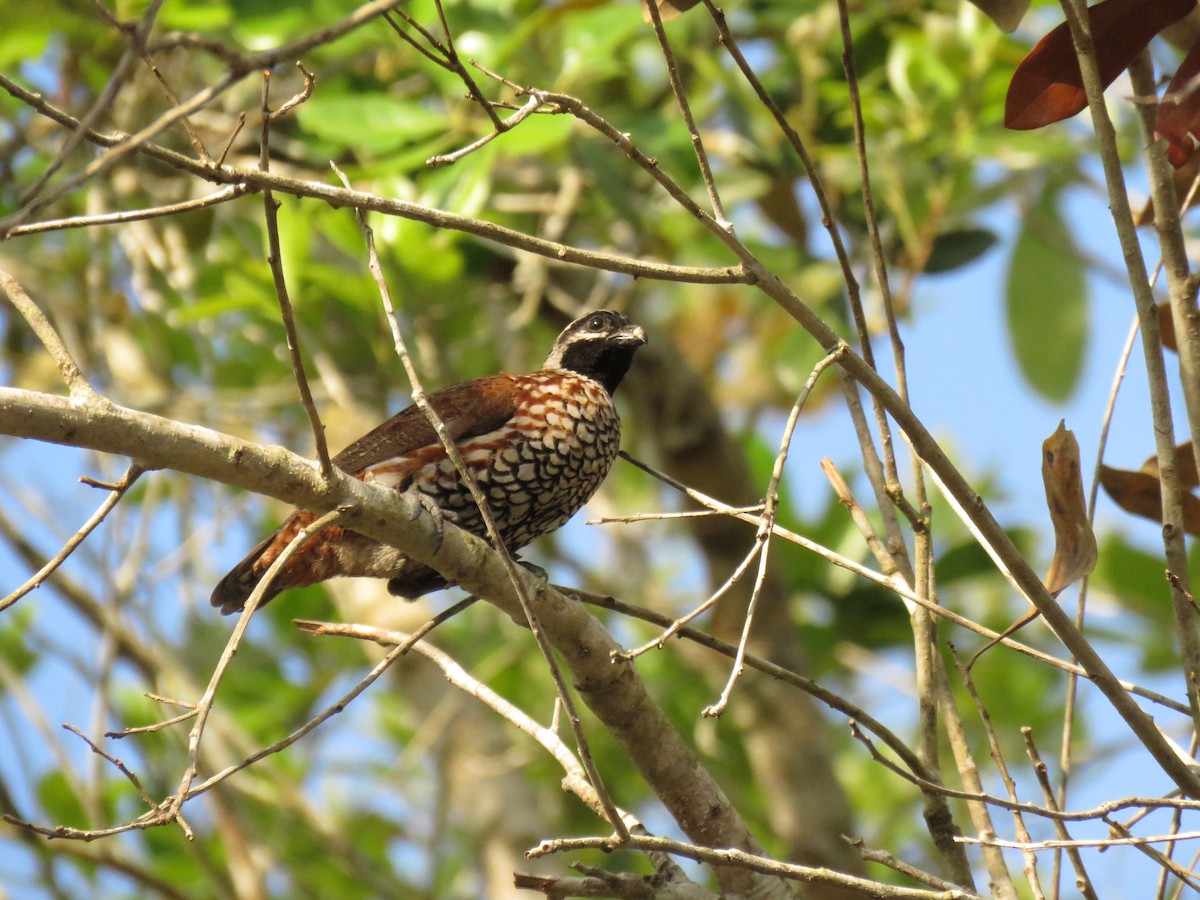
1005,194,1088,400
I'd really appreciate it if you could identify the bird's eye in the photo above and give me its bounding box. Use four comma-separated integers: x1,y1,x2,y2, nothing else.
586,315,607,332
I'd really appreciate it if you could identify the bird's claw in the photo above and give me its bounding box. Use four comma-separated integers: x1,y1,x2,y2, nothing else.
404,486,457,554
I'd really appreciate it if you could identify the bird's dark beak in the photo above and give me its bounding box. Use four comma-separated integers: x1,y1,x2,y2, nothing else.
616,324,647,345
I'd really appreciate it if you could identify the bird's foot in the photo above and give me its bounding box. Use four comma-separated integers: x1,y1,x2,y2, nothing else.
402,485,458,554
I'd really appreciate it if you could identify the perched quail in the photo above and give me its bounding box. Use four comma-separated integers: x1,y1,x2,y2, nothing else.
211,310,647,614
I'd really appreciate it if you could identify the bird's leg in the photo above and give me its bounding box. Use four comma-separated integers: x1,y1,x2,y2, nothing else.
402,484,458,554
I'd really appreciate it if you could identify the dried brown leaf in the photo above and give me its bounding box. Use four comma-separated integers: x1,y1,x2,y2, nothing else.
1042,421,1098,595
1139,441,1200,490
1100,459,1200,535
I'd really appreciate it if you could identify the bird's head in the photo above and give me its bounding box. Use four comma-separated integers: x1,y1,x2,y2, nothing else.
543,310,647,395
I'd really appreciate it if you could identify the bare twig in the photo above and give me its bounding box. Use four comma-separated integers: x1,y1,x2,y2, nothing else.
259,69,332,477
644,0,729,229
61,724,156,811
846,837,974,894
14,0,166,219
1022,728,1098,900
1058,0,1200,739
617,541,761,660
304,618,648,832
704,348,842,717
426,92,545,167
0,464,144,614
0,268,96,399
527,832,986,900
0,0,404,231
952,650,1043,899
4,186,247,238
1101,817,1200,893
164,508,347,828
0,75,747,285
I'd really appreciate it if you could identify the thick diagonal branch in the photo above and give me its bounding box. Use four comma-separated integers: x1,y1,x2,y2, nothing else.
0,386,793,899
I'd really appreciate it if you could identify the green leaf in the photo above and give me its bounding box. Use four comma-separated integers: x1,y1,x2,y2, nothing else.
1005,194,1088,401
36,771,89,829
295,95,447,155
923,227,998,274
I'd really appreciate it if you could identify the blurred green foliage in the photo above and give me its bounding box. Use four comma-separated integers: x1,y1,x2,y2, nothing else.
0,0,1186,897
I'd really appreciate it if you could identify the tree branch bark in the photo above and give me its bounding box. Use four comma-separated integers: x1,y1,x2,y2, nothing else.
0,385,795,899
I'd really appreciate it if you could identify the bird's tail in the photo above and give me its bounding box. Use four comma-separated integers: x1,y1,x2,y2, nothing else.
210,533,284,615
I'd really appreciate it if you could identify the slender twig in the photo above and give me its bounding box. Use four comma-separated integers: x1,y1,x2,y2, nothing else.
215,111,246,167
618,541,761,660
0,0,403,231
14,0,165,217
383,4,502,128
581,588,972,850
164,508,347,827
3,582,466,846
846,837,974,894
527,832,986,900
1101,817,1200,893
644,0,729,229
952,649,1044,899
61,724,157,811
4,186,246,238
179,596,475,797
589,506,763,524
962,827,1200,855
0,75,747,285
1057,312,1140,887
332,164,628,841
846,721,1200,825
617,449,1188,715
704,349,842,717
1023,728,1098,900
931,656,1011,895
701,0,914,576
0,464,144,614
383,11,451,68
833,0,907,495
821,458,899,578
304,619,646,831
0,268,96,398
430,0,503,128
426,92,543,167
85,0,211,164
105,709,198,739
259,70,332,478
1059,0,1200,739
1126,52,1200,736
269,62,316,121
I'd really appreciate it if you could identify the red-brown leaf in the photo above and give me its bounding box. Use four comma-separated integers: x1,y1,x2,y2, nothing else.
1006,0,1196,130
1156,37,1200,167
1100,461,1200,535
